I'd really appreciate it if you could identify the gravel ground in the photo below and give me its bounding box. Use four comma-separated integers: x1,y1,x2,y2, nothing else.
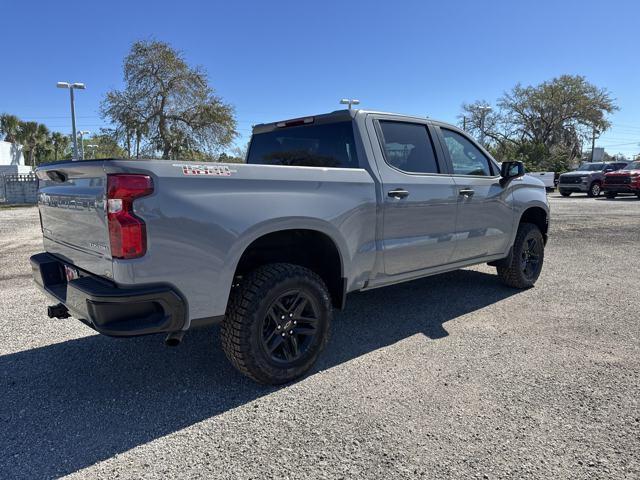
1,193,639,479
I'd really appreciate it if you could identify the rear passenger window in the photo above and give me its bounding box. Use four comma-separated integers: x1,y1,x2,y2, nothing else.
247,121,359,168
378,121,440,174
441,128,493,176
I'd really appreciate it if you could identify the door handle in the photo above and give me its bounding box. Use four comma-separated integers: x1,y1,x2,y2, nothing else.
458,188,475,197
388,188,410,199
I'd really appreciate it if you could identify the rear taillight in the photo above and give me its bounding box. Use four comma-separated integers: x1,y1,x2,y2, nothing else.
107,174,153,259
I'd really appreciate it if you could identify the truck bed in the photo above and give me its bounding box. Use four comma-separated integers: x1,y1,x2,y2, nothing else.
35,159,378,324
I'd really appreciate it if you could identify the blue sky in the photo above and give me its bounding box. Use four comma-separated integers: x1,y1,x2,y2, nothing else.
2,0,639,157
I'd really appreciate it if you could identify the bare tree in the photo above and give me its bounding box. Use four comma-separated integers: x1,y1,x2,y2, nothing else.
460,75,618,171
101,40,237,160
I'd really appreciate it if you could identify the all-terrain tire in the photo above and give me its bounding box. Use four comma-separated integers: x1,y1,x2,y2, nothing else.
497,223,545,289
221,263,332,385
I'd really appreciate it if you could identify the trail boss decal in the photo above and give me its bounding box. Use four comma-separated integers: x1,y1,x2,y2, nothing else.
173,164,236,176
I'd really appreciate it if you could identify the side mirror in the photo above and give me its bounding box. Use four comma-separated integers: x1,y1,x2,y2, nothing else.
500,161,525,186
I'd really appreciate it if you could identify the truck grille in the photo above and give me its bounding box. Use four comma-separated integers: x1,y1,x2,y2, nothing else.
559,176,582,185
605,176,631,185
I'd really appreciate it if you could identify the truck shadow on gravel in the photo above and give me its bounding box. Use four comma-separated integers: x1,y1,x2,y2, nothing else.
1,269,518,479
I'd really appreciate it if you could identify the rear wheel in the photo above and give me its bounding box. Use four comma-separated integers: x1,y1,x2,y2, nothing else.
497,223,544,289
221,263,332,385
560,190,571,197
588,182,601,197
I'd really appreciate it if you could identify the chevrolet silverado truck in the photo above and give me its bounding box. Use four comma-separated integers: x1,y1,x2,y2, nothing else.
31,109,549,384
558,161,628,197
602,160,640,198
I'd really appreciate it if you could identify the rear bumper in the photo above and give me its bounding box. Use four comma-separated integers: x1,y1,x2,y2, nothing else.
30,252,186,337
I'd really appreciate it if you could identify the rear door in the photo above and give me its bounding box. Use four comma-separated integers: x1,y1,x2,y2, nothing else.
37,161,113,278
435,126,514,262
367,116,458,276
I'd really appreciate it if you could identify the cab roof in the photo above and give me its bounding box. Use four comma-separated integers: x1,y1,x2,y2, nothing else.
251,109,461,135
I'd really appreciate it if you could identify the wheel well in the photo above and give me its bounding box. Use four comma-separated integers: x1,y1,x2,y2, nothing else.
519,207,548,242
234,229,345,309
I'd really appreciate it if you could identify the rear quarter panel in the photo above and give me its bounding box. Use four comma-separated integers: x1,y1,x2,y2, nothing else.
106,161,377,324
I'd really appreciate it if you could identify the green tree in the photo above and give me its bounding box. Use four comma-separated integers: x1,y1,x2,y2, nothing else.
101,40,237,160
50,132,70,161
82,130,127,159
0,114,20,143
461,75,618,172
18,121,50,167
34,124,54,164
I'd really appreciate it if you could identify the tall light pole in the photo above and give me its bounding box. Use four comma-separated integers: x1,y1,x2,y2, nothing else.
56,82,85,160
590,126,599,162
77,130,90,160
340,98,360,110
477,105,492,147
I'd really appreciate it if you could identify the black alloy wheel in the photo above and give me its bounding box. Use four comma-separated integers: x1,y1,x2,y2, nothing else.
520,236,542,281
261,290,319,365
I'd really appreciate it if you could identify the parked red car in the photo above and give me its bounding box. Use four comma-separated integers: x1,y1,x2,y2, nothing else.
603,160,640,198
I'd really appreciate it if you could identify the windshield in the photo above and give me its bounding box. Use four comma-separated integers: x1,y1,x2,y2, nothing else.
623,161,640,170
576,162,605,171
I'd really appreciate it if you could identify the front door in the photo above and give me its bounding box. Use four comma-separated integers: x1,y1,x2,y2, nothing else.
371,119,459,276
437,127,514,262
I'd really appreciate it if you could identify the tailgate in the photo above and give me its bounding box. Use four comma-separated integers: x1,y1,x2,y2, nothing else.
36,161,113,278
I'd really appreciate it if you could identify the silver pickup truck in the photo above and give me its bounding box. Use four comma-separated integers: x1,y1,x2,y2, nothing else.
31,109,549,384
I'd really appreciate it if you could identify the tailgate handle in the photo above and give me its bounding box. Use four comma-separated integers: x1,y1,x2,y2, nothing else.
46,170,67,183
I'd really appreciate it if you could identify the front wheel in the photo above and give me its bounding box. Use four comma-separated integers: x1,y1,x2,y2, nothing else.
605,191,617,199
588,182,601,197
221,263,332,385
497,223,545,289
560,190,571,197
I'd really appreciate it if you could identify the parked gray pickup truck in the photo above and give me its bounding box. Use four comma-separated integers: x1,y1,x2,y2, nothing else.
558,161,628,197
31,109,549,384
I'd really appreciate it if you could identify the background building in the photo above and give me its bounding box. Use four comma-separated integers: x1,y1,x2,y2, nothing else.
0,141,31,174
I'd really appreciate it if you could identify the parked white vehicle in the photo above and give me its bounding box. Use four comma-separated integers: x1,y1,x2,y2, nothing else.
528,171,556,191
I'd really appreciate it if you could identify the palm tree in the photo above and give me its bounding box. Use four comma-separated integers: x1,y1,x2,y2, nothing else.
51,132,70,161
0,114,20,143
18,122,49,167
35,126,54,164
35,124,51,165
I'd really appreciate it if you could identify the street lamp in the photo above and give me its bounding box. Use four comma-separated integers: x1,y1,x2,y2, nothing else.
77,130,90,160
86,144,99,159
340,98,360,110
477,105,492,147
56,82,85,160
